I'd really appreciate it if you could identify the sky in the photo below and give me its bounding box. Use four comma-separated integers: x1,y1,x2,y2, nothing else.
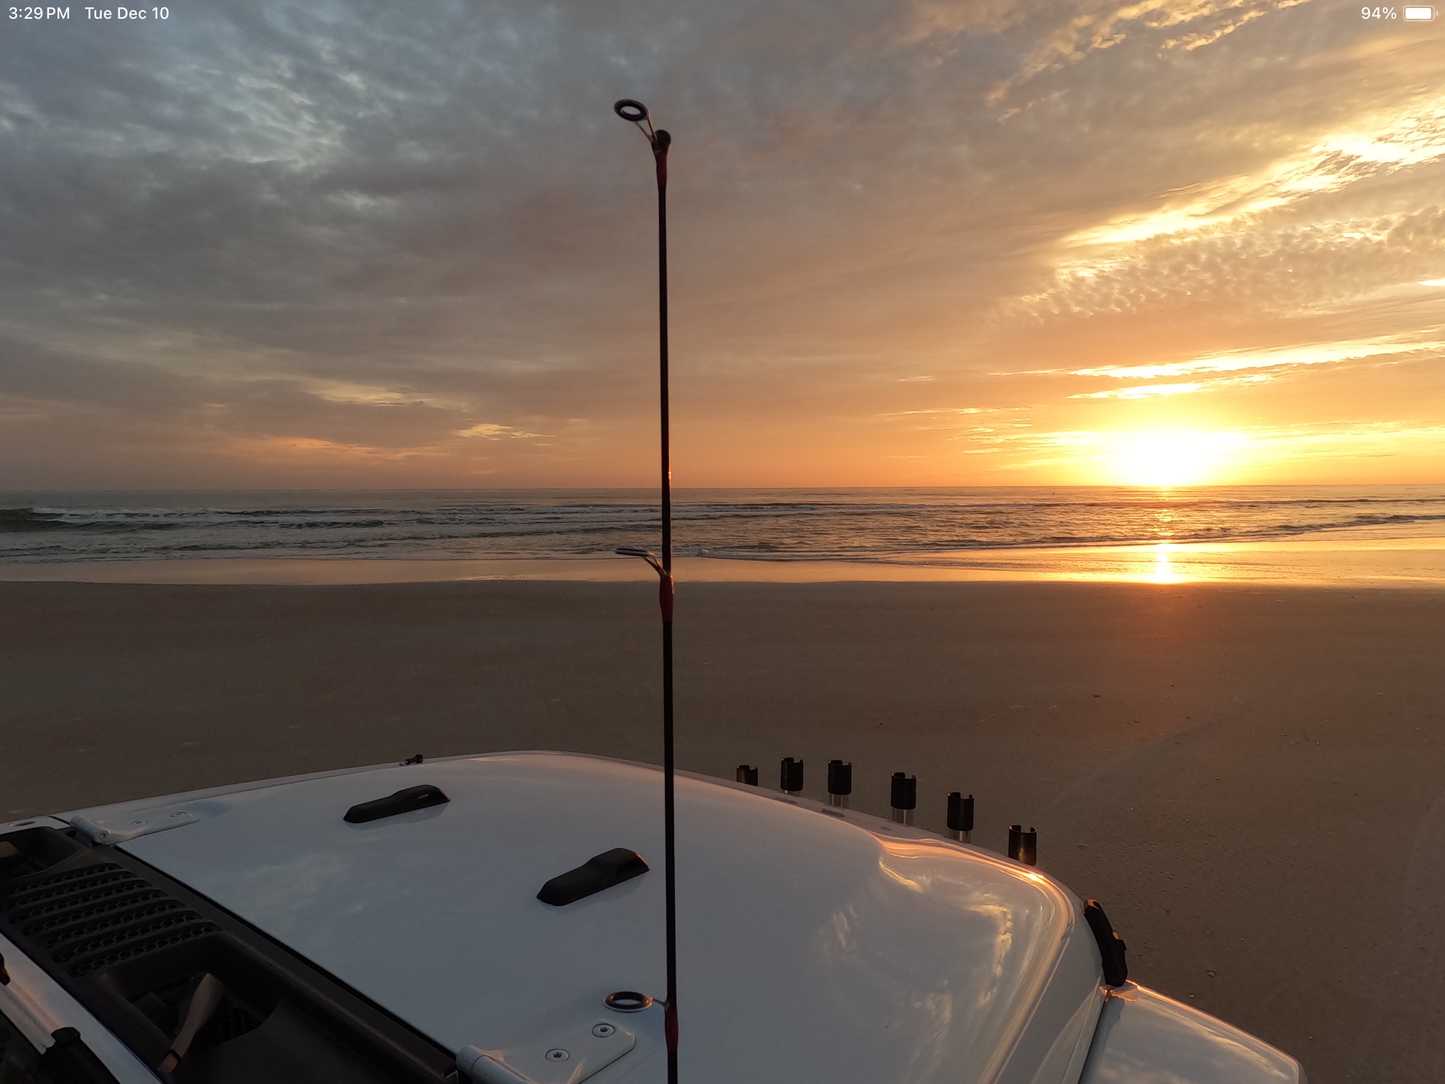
1,0,1442,489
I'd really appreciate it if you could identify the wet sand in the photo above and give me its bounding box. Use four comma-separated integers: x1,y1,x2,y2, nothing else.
2,578,1443,1082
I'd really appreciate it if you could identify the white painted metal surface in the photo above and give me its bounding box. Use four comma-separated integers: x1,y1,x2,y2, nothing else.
102,752,1101,1084
1078,985,1305,1084
459,1018,638,1084
70,807,198,845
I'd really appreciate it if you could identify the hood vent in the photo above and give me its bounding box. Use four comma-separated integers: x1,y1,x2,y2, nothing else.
3,861,217,978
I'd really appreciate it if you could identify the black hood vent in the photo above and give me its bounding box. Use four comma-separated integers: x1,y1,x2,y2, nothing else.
3,861,217,977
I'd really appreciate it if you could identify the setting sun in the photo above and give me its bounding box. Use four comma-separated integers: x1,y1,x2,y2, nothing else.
1105,430,1240,487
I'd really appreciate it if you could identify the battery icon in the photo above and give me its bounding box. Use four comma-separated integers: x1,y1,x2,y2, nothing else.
1404,5,1435,17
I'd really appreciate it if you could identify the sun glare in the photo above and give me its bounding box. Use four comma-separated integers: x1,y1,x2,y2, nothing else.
1149,542,1182,584
1106,430,1237,487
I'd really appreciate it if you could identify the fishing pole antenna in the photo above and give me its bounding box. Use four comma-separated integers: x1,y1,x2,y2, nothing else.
613,97,679,1084
614,98,672,189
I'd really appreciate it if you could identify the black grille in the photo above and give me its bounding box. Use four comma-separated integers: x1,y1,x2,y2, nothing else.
196,1002,266,1049
58,914,219,976
1,860,218,977
25,894,182,943
5,865,147,920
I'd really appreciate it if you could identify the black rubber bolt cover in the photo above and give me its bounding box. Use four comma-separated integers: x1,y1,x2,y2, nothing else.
780,758,804,792
1083,899,1129,987
890,772,916,811
343,784,450,824
947,792,974,832
1019,827,1038,867
538,848,650,907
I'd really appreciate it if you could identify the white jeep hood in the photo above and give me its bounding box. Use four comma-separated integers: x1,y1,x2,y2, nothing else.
74,752,1105,1084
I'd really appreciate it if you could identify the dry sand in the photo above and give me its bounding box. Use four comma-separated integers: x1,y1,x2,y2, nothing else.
2,578,1443,1082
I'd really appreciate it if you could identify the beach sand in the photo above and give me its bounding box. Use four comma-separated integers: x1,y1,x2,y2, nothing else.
2,578,1443,1082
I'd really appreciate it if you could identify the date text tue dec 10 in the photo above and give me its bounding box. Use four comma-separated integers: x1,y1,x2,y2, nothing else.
85,6,169,16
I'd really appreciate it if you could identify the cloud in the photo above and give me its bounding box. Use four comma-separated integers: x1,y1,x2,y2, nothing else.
879,407,993,417
1066,335,1445,380
0,0,1442,486
1065,99,1445,249
1007,87,1445,324
966,0,1318,102
458,422,542,439
1071,381,1207,398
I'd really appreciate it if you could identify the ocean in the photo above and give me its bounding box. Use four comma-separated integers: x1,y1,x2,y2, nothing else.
2,486,1442,572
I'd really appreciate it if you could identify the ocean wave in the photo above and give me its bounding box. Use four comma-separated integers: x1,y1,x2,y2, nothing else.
0,507,184,533
2,486,1442,564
